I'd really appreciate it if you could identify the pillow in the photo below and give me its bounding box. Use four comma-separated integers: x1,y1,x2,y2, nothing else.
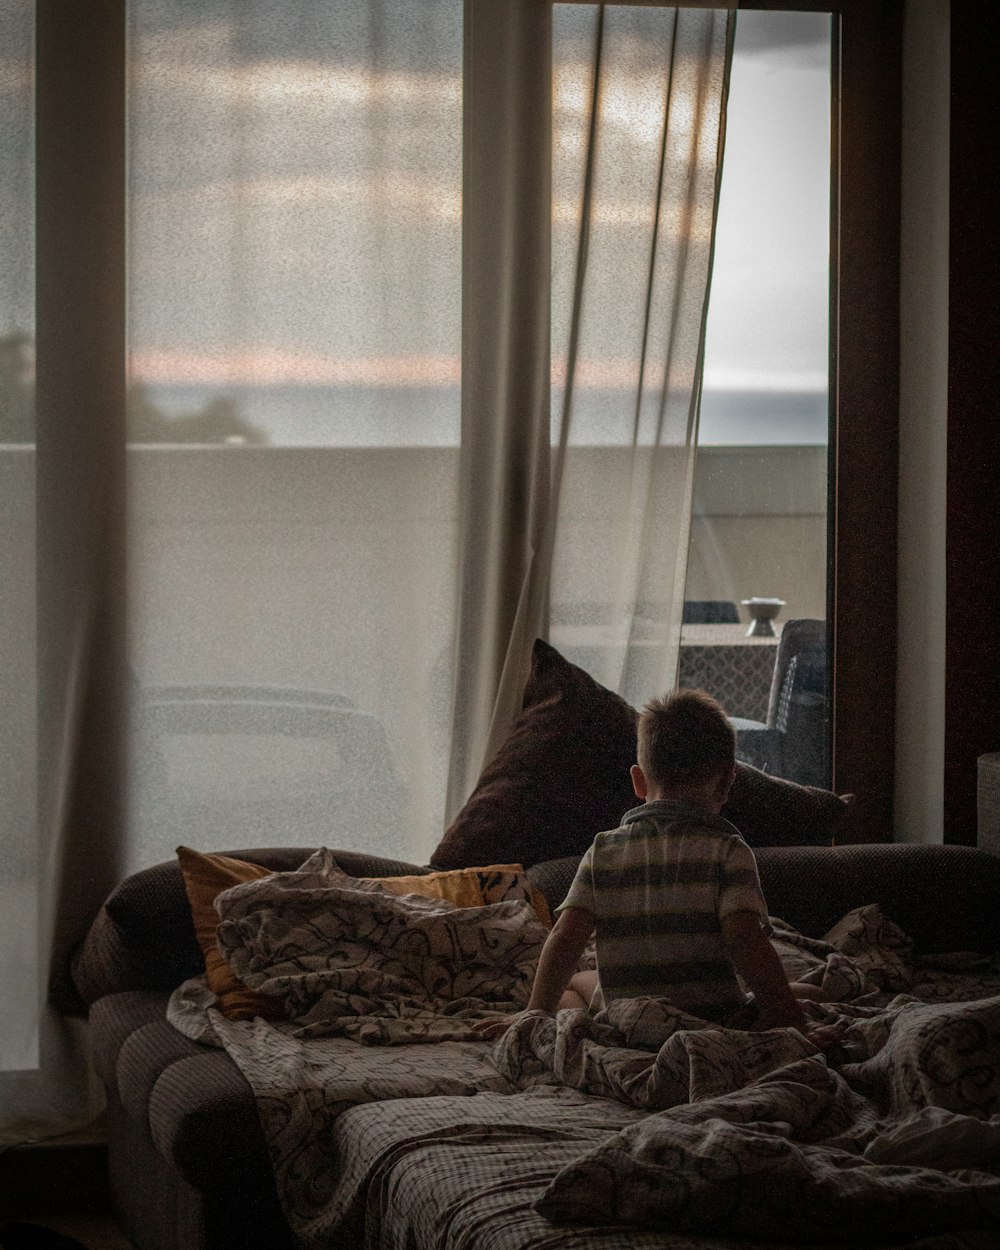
176,845,283,1021
431,639,639,870
177,848,555,1020
363,864,553,927
431,639,848,870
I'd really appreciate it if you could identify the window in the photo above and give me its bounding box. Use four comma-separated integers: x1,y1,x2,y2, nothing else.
685,9,833,789
0,0,900,1086
124,0,464,869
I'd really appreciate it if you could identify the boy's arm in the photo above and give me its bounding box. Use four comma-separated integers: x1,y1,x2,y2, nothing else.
720,909,807,1031
526,906,595,1013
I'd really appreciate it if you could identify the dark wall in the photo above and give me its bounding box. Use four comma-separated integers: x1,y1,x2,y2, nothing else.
945,2,1000,843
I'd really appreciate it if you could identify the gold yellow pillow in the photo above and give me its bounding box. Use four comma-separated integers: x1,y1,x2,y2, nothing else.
175,846,283,1021
363,863,553,928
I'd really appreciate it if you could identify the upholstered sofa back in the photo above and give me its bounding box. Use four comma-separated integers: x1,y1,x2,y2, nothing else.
72,842,1000,1011
528,843,1000,957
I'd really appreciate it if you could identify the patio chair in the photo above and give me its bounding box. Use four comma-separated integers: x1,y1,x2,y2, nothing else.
730,619,829,788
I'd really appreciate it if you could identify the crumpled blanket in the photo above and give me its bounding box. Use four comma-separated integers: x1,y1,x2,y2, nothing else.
212,848,549,1043
164,855,1000,1249
483,918,1000,1245
322,1082,1000,1250
535,1043,1000,1244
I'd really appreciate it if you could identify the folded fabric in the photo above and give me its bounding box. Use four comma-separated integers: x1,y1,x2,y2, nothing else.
215,849,550,1043
362,863,552,927
863,1107,1000,1169
176,845,284,1020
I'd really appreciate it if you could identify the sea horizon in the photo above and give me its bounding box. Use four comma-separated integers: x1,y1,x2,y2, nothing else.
144,382,829,448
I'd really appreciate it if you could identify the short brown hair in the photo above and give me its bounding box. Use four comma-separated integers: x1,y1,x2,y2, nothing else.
637,688,735,788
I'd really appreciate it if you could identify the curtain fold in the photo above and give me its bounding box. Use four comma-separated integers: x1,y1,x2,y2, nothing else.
446,0,554,817
0,0,126,1146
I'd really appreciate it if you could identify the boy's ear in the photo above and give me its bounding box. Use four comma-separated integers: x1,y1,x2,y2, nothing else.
630,764,648,799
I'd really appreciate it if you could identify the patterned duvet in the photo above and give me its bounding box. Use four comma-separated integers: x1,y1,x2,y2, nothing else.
167,850,1000,1250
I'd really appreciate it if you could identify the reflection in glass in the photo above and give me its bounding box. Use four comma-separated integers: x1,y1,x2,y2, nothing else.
684,10,833,788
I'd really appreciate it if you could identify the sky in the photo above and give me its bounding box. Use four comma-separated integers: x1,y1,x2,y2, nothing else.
703,10,832,393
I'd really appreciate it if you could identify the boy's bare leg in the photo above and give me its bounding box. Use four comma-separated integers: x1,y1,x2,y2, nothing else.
558,988,589,1009
562,969,598,1010
789,981,827,1003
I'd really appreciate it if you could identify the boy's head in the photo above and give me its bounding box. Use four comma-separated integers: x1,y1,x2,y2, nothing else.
633,688,735,804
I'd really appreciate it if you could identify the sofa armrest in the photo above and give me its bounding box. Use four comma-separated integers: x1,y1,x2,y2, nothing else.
73,846,430,1004
88,991,266,1192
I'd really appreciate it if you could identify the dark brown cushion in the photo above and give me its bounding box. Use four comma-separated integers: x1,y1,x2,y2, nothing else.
432,640,639,869
431,639,848,869
724,762,849,849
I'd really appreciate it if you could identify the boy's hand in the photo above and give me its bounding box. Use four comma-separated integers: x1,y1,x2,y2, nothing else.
802,1021,849,1051
722,911,810,1033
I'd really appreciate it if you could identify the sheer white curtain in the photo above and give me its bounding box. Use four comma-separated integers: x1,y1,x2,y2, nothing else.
124,0,465,873
450,3,735,808
0,0,42,1134
548,5,734,710
1,0,124,1146
1,0,732,1143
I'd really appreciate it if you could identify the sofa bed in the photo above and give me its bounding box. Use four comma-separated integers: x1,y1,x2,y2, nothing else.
70,643,1000,1250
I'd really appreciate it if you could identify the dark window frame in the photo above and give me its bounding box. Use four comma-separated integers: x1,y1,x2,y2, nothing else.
826,0,901,840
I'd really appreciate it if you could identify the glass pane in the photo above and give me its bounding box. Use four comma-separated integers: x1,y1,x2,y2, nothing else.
684,10,833,788
126,0,462,869
0,0,37,1071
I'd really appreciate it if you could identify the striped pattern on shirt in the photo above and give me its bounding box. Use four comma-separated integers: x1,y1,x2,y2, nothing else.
557,800,769,1022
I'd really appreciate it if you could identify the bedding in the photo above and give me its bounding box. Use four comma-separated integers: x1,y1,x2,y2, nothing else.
172,849,549,1044
325,1089,1000,1250
166,850,1000,1250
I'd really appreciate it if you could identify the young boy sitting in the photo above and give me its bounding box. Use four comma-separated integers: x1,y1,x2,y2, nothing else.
481,688,834,1041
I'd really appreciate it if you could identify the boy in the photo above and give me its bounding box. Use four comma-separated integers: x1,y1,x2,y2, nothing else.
483,689,831,1038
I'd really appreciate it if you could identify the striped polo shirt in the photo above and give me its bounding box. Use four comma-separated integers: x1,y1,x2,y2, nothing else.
557,799,769,1022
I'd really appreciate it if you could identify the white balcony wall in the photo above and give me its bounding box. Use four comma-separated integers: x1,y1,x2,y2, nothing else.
123,444,824,678
1,441,826,879
687,446,827,621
